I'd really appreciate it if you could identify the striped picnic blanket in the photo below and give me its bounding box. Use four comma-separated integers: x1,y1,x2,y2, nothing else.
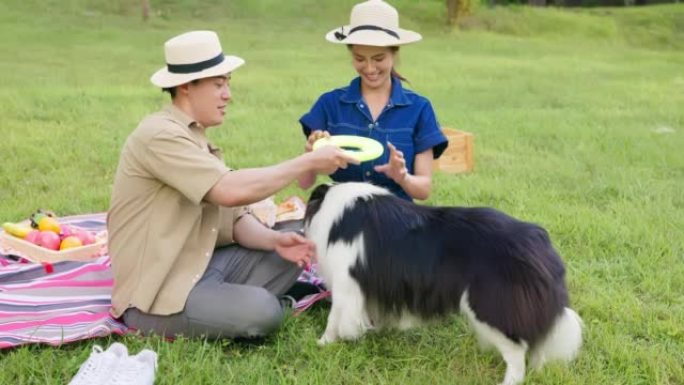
0,213,129,349
0,213,328,349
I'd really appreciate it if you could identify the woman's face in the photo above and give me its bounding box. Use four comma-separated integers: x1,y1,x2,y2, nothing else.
350,45,395,91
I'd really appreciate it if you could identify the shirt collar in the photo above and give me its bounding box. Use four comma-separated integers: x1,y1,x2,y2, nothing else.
164,104,202,130
163,104,218,156
340,76,412,106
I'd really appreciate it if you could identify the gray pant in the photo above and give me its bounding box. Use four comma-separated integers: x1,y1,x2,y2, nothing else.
123,221,303,339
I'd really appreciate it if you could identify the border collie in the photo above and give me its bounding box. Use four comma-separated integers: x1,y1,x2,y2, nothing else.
304,182,583,385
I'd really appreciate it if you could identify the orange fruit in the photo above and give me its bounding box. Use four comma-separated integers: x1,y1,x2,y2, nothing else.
59,236,83,250
38,216,61,234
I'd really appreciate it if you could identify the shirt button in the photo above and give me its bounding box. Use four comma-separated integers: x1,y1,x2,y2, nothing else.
205,252,211,257
211,228,217,233
359,104,364,108
365,171,371,177
368,124,373,129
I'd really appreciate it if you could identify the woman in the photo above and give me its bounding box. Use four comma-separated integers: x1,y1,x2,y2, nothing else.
299,0,448,201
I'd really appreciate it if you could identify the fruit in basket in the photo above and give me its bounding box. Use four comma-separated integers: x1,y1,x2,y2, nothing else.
2,222,33,238
30,209,56,229
74,229,97,245
37,231,61,250
25,230,41,244
60,224,74,238
60,236,83,250
38,216,61,233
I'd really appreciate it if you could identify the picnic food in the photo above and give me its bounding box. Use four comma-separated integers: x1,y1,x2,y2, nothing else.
59,236,83,250
2,222,33,238
1,211,106,262
2,211,99,251
38,216,61,233
37,231,61,250
25,230,41,244
276,201,297,216
74,229,97,245
30,209,56,228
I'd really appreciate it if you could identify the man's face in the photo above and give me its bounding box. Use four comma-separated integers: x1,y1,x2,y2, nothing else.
187,75,231,128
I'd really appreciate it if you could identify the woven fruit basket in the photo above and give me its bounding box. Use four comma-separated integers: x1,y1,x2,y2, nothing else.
0,221,107,263
0,230,107,263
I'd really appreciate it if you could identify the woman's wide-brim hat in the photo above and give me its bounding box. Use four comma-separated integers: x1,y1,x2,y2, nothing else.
325,0,421,47
151,30,245,88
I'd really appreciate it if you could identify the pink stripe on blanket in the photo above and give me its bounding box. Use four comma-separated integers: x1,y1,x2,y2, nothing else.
0,324,129,349
0,296,109,305
0,311,113,332
0,305,108,318
43,262,111,281
293,290,331,316
0,279,113,291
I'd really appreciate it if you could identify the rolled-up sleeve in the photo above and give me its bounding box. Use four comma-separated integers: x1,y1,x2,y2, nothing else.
414,101,448,159
299,95,328,137
137,131,229,205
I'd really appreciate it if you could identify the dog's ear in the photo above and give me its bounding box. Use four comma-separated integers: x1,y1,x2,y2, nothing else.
309,183,332,203
304,183,333,226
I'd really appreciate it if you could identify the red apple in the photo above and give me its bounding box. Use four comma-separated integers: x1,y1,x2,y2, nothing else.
74,229,96,245
37,231,61,250
60,224,75,239
25,230,41,245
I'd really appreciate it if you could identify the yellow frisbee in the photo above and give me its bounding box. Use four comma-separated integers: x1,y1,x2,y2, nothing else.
312,135,384,162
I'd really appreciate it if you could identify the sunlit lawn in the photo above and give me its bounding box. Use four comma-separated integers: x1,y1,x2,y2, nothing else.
0,1,683,384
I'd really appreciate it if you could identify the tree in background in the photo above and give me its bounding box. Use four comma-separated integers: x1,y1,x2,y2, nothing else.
447,0,473,24
142,0,150,21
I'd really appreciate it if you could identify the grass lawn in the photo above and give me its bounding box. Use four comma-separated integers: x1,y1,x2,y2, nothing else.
1,0,683,384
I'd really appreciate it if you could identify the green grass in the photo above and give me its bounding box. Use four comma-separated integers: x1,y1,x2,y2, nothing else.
1,1,683,384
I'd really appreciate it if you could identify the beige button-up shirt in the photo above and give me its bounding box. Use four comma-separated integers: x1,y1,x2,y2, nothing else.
108,105,249,318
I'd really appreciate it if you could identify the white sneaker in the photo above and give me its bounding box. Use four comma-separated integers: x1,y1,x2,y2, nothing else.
69,342,128,385
104,348,158,385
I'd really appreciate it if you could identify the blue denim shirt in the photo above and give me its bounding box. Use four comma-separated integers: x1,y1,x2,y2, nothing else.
300,76,448,201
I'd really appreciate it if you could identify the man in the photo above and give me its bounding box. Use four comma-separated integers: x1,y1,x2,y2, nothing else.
108,30,356,339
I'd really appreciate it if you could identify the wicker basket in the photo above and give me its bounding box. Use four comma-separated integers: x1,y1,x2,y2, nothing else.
433,128,474,174
0,230,107,263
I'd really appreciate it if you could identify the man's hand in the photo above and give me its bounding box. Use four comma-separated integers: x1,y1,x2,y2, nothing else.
374,142,408,183
307,145,360,175
274,232,315,268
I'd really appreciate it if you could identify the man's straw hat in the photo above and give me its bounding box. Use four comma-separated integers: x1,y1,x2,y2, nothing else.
151,30,244,88
325,0,421,47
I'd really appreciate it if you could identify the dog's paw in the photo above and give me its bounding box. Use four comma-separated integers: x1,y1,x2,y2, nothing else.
317,334,335,346
498,373,524,385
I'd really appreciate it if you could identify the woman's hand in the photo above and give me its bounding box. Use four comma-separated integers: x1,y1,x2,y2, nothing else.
374,142,408,183
299,130,348,189
305,130,330,152
274,231,315,268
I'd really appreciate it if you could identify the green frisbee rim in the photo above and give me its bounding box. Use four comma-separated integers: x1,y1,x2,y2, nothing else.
312,135,384,162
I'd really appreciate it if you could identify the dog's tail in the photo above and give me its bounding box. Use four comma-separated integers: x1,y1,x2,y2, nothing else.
529,307,583,370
